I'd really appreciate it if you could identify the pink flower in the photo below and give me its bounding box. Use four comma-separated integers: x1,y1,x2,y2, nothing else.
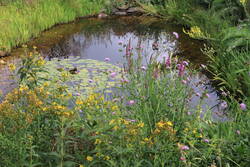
128,100,135,105
141,66,146,71
220,101,228,110
177,62,186,77
121,78,129,83
236,130,240,135
180,145,189,150
195,92,201,97
239,103,247,111
110,72,117,78
104,57,110,62
180,157,186,161
205,93,210,98
173,32,179,39
182,80,187,84
203,139,210,143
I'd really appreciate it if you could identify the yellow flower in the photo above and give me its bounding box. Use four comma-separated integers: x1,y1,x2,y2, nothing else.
94,139,101,145
79,165,84,167
104,156,111,160
240,0,246,5
19,85,28,92
8,63,16,71
111,105,119,111
156,121,165,128
33,46,37,49
183,26,205,39
109,119,115,125
137,122,144,128
166,121,173,127
86,156,93,161
76,99,84,105
113,125,119,131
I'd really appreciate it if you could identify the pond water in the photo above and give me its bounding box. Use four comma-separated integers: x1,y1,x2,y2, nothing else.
0,16,223,119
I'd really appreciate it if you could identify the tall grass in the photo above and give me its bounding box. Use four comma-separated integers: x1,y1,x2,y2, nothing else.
0,0,104,52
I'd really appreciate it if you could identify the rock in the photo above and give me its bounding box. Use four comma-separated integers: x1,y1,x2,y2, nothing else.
127,7,144,14
98,12,108,19
114,11,127,16
0,59,6,65
0,51,8,57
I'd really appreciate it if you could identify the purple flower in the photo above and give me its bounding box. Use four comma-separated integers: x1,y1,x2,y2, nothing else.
203,139,210,143
173,32,179,39
195,92,201,97
220,101,228,110
239,103,247,111
141,66,146,71
104,57,110,62
236,130,240,135
88,79,93,83
187,112,191,115
128,100,135,105
205,93,210,98
183,61,189,66
165,56,171,68
177,62,186,77
121,78,129,83
180,145,189,150
110,72,117,78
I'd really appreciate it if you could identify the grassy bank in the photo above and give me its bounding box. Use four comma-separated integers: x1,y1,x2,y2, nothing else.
0,0,104,53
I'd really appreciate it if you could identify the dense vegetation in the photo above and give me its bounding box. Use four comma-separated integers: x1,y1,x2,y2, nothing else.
0,0,249,166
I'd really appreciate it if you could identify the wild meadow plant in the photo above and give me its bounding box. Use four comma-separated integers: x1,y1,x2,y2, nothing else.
1,40,249,166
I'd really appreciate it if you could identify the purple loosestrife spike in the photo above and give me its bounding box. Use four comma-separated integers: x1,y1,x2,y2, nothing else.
173,32,179,39
165,56,171,68
239,103,247,110
178,63,185,77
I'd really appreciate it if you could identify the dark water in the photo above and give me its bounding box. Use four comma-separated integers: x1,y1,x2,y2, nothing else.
0,16,223,118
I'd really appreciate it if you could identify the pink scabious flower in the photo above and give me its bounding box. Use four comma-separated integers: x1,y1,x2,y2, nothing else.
110,72,117,78
239,103,247,111
173,32,179,39
104,57,110,62
180,145,189,150
165,56,171,68
128,100,135,105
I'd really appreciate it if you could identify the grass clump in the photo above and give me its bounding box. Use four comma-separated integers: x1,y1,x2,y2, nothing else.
0,0,104,52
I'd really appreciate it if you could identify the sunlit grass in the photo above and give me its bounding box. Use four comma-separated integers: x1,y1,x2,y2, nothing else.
0,0,104,52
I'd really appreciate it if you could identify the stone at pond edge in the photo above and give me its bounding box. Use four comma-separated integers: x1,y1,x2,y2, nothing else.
0,51,9,57
114,11,127,16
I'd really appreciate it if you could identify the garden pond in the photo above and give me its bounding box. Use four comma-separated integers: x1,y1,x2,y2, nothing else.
0,16,223,119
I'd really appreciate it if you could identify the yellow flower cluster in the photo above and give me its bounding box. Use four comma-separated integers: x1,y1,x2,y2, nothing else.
183,26,206,39
240,0,246,5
